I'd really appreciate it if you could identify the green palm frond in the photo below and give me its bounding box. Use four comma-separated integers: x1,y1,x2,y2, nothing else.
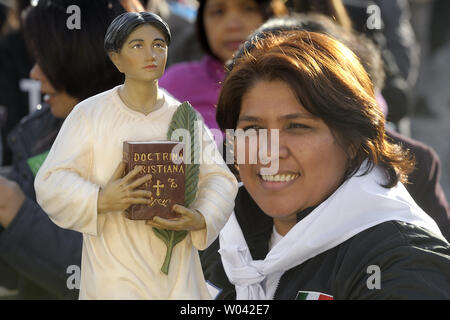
153,101,200,275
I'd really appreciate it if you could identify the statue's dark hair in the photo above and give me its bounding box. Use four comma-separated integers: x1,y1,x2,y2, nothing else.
104,11,171,53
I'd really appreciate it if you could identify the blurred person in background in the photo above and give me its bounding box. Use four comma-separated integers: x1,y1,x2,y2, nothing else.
285,0,352,30
343,0,419,132
144,0,203,66
159,0,282,137
0,0,18,35
0,0,34,166
286,0,419,133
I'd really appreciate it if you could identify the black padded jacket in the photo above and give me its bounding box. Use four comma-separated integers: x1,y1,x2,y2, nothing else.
200,187,450,300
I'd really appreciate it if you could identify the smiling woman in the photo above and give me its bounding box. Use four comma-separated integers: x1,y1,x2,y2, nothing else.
235,79,349,233
200,30,450,300
218,33,401,227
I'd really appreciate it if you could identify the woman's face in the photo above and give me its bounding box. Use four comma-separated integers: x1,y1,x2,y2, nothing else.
110,24,168,82
30,63,79,118
236,80,350,228
203,0,265,62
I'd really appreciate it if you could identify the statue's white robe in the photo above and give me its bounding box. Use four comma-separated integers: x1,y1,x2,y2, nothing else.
35,86,238,299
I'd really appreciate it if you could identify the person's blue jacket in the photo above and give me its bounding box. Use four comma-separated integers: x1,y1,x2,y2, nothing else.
0,106,81,299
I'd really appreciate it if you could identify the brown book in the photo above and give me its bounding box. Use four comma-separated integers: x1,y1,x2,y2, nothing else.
123,141,185,220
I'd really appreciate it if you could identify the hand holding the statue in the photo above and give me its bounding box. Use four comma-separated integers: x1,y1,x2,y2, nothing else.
146,204,206,231
97,161,153,214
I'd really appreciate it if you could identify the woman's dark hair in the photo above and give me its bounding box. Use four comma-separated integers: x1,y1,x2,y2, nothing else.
217,30,414,187
195,0,274,60
22,0,127,102
104,11,171,53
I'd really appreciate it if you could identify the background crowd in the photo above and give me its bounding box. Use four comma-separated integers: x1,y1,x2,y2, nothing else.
0,0,449,299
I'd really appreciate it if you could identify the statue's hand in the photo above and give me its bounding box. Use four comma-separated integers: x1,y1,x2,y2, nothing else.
97,161,152,214
146,204,206,231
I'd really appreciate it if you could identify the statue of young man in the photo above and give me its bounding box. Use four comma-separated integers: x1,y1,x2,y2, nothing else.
35,12,238,299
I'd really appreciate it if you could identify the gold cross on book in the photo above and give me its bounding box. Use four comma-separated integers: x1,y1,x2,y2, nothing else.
153,179,165,197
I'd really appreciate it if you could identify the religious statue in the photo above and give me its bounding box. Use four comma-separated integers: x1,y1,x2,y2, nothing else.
34,12,238,299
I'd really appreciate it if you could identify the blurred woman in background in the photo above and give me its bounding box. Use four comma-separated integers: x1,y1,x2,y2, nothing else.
159,0,280,138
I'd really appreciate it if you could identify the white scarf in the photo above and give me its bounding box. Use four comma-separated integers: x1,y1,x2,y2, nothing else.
219,165,444,300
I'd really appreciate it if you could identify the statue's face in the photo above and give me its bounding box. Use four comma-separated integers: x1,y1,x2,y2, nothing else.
110,24,168,82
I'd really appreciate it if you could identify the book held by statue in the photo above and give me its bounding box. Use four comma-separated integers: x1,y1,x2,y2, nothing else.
123,141,185,220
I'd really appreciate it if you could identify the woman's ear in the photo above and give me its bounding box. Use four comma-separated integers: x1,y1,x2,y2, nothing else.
109,51,123,73
347,143,358,161
332,130,358,161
